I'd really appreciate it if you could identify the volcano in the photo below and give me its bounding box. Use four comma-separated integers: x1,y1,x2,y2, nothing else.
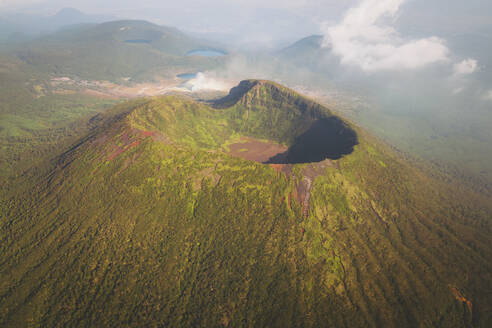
1,80,491,327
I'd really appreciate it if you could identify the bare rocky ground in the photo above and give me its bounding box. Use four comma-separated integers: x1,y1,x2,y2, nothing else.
227,137,288,163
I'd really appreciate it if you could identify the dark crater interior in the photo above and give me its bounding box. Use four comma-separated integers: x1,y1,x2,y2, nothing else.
265,117,358,164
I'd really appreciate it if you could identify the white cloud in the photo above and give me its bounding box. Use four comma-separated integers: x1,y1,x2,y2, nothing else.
453,87,464,95
453,58,478,75
184,72,234,92
321,0,451,72
483,90,492,101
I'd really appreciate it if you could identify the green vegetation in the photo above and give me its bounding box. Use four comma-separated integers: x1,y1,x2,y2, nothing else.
350,105,492,192
0,18,230,187
4,20,225,82
221,80,326,144
1,81,491,327
0,93,118,183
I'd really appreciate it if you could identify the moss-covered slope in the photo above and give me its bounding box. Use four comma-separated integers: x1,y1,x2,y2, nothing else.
1,81,491,327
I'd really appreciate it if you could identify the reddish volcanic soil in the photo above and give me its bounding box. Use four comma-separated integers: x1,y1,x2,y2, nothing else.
228,137,287,163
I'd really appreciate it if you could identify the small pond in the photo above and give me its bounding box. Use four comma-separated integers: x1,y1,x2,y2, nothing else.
125,39,152,44
186,49,227,57
177,73,198,80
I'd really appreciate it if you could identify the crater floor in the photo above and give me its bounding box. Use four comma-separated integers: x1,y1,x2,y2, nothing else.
227,118,358,165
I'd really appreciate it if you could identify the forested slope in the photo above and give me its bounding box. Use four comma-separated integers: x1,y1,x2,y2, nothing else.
1,81,491,327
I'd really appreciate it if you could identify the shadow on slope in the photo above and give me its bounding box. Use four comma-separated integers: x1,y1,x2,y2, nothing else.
265,117,358,164
211,80,258,108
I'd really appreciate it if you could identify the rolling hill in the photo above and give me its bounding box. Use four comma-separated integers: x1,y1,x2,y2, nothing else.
276,34,342,76
2,19,227,82
1,80,491,327
0,19,228,113
277,35,324,59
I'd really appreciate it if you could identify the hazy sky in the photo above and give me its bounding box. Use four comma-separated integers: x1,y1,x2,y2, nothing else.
1,0,491,48
320,0,482,73
0,0,352,46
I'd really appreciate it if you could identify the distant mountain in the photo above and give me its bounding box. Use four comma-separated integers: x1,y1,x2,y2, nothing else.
7,20,227,81
0,8,115,43
0,19,21,42
51,8,114,27
1,80,491,327
277,34,324,57
275,35,343,79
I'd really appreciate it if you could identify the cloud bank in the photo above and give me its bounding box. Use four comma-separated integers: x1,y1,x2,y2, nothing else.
453,58,478,75
188,72,233,92
483,90,492,101
172,72,236,92
321,0,462,72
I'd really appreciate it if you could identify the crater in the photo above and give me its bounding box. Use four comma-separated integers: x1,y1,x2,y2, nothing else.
228,118,358,165
266,117,358,164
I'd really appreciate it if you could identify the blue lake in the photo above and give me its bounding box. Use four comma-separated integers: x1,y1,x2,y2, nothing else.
125,39,152,44
177,73,198,79
186,49,227,57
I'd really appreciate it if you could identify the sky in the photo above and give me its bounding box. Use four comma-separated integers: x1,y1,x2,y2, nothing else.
0,0,353,46
1,0,491,50
320,0,482,74
1,0,490,45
